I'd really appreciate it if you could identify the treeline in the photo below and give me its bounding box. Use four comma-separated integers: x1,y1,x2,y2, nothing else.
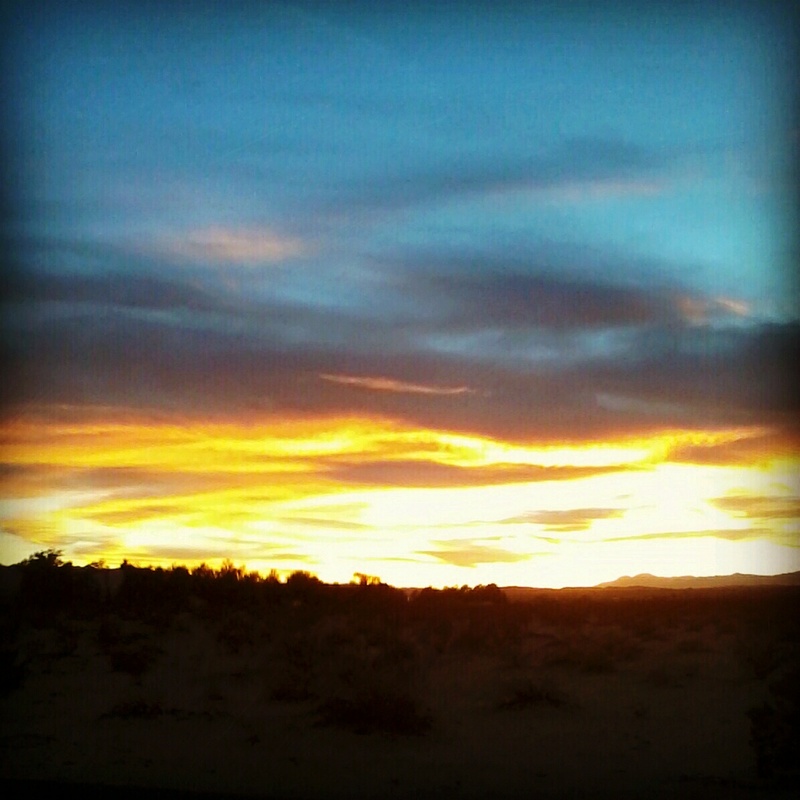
3,549,799,636
0,549,508,619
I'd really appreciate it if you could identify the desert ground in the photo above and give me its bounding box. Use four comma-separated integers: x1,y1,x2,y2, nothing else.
1,563,798,799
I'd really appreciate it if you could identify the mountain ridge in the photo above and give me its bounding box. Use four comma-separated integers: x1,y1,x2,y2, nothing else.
593,571,800,589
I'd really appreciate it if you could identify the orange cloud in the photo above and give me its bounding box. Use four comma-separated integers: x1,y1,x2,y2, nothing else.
710,494,800,521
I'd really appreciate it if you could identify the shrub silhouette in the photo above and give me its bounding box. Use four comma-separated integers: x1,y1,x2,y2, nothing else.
498,678,568,711
316,687,431,736
0,648,25,696
21,548,67,568
749,664,800,780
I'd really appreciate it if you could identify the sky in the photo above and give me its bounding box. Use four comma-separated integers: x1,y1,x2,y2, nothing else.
1,0,798,587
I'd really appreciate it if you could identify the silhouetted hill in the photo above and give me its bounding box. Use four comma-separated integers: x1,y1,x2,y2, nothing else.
594,571,800,589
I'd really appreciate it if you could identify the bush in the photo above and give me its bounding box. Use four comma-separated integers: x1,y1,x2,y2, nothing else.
104,699,165,719
316,688,431,736
749,665,800,780
497,678,568,711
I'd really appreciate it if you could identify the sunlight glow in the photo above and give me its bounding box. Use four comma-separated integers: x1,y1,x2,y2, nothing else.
1,413,796,586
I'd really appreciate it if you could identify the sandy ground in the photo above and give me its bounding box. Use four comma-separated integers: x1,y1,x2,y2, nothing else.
2,590,798,799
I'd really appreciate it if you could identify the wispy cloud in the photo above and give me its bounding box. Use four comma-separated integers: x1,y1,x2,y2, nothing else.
604,528,771,543
664,428,788,466
325,460,623,489
377,246,755,334
710,494,800,521
321,137,674,217
319,373,474,396
676,294,752,325
168,227,309,264
502,507,625,532
418,541,532,568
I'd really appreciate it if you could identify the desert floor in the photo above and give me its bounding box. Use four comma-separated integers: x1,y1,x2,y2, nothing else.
2,583,798,799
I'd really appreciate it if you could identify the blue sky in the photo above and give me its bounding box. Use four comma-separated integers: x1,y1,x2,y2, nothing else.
1,1,798,582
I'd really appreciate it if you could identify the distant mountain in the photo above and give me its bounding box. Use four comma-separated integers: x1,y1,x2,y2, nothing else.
594,571,800,589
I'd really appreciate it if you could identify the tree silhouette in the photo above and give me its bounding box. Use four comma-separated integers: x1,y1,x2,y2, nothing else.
22,548,68,568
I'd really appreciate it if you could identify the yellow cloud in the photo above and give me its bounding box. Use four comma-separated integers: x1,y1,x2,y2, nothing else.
1,410,797,585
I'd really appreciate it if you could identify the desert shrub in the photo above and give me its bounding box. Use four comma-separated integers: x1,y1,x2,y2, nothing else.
216,611,255,654
749,664,800,780
0,648,25,696
675,634,710,654
736,631,792,680
16,551,101,614
270,680,315,703
497,677,568,711
107,644,159,677
270,633,317,702
576,648,615,674
316,688,431,735
104,699,165,719
645,664,686,689
98,618,160,676
545,634,617,674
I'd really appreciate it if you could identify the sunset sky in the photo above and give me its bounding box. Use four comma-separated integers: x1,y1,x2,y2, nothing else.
1,1,798,587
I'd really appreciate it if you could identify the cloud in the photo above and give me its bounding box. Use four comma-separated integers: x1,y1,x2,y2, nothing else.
595,393,689,418
502,507,625,531
5,270,223,314
675,294,754,325
168,227,309,264
5,253,798,447
603,528,772,543
710,494,800,521
319,373,475,396
322,137,673,217
324,460,624,489
277,516,370,531
81,502,189,526
664,428,795,466
417,541,532,568
373,244,755,335
0,463,314,514
418,271,676,331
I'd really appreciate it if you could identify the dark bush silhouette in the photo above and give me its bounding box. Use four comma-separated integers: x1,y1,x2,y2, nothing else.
498,678,568,711
749,664,800,780
316,688,431,736
0,647,25,696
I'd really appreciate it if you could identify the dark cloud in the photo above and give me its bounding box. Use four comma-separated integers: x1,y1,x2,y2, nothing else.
369,240,753,336
4,251,798,446
6,270,223,314
502,507,625,531
402,270,679,332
